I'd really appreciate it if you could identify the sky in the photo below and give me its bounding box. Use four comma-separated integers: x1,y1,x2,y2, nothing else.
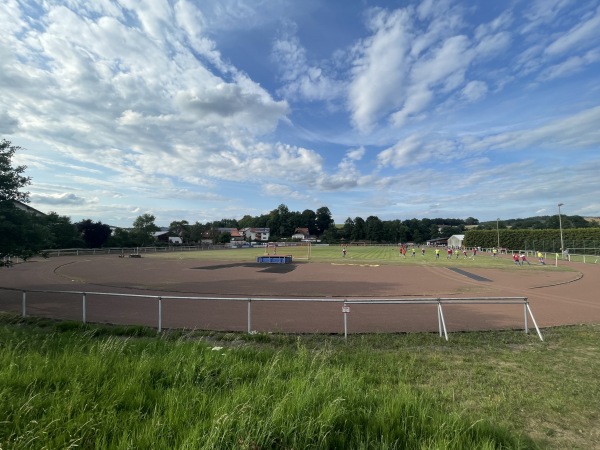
1,0,599,228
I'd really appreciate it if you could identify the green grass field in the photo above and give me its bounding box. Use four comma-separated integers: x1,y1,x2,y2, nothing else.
1,315,598,449
149,244,572,271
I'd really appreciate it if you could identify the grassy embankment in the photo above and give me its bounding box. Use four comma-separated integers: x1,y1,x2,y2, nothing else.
1,315,598,449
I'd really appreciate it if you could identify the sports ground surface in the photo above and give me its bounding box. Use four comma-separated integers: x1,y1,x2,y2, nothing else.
1,247,599,335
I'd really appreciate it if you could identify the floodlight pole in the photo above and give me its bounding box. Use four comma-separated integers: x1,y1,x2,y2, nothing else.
496,218,500,249
558,203,564,259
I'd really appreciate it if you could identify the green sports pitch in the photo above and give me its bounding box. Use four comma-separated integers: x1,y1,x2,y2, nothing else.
148,245,566,271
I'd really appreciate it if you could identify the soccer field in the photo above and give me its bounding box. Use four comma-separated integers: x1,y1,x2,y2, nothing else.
148,244,564,271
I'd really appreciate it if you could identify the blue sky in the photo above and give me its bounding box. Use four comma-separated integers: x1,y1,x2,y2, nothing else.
1,0,599,227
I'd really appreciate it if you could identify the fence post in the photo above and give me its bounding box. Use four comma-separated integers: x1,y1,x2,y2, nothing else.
22,291,26,317
523,300,528,334
343,301,348,340
82,293,87,324
437,300,448,341
158,297,162,332
247,299,252,333
158,297,162,333
525,301,544,341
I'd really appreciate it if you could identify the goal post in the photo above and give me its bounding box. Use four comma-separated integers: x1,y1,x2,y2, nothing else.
293,241,311,260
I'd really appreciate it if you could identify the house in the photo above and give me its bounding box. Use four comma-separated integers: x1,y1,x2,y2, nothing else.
151,230,183,244
152,231,170,242
217,227,244,242
291,227,310,240
12,200,46,217
240,227,270,241
447,234,465,248
426,237,448,246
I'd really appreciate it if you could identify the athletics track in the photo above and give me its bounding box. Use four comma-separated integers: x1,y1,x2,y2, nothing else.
0,255,598,334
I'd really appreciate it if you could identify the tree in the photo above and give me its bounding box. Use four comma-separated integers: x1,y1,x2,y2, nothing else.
218,232,232,244
0,205,53,261
320,226,339,243
169,220,190,243
1,139,31,203
76,219,112,248
0,139,50,263
106,227,136,247
341,217,354,241
188,221,208,243
44,212,83,248
131,214,159,245
315,206,333,235
301,209,318,235
238,215,256,229
351,217,366,241
365,216,384,242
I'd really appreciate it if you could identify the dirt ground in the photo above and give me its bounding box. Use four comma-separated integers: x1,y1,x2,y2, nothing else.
1,255,598,334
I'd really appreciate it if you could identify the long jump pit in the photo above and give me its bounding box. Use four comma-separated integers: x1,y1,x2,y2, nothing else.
1,255,599,335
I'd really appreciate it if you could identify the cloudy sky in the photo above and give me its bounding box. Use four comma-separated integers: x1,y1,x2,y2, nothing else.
2,0,599,227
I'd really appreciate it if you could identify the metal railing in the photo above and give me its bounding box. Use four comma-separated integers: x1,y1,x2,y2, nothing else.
2,288,544,341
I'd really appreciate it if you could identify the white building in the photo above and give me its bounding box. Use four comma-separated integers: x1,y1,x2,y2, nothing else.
240,227,270,241
447,234,465,248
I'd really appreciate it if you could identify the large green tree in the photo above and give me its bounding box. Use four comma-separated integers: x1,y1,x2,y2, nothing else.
131,214,159,245
315,206,333,234
1,139,30,203
44,212,83,248
0,139,50,262
76,219,112,248
169,220,190,243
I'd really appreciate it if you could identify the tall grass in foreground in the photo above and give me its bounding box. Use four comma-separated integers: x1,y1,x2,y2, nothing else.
0,318,552,449
3,317,599,449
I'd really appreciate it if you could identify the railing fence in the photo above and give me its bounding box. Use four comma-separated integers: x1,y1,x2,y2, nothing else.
7,288,543,341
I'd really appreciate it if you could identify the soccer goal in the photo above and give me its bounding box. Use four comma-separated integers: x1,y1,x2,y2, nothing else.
292,242,312,260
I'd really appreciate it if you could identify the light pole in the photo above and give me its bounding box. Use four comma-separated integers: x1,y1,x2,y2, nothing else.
496,218,500,249
558,203,565,258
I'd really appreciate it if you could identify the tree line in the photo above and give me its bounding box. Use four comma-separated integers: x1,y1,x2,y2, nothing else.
1,139,597,262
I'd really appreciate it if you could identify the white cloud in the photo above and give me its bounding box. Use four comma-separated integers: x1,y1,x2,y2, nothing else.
348,8,413,132
2,1,599,225
544,6,600,57
1,0,295,197
466,106,600,152
262,183,310,201
0,110,19,133
461,80,488,102
346,146,366,161
539,49,600,80
377,134,425,168
30,192,87,205
348,4,513,132
272,26,344,102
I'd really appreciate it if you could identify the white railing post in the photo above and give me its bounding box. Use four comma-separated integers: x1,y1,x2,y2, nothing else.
526,302,544,341
343,302,349,339
82,293,87,324
437,300,448,341
22,291,26,317
247,299,252,333
524,301,528,334
158,297,162,332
